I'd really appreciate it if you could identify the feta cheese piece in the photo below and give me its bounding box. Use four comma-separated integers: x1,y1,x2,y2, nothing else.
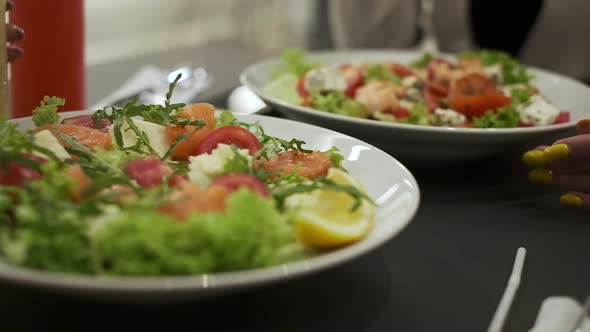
401,75,418,87
187,143,252,186
435,108,466,127
484,64,504,83
398,99,414,110
518,95,560,126
33,129,70,160
109,119,169,157
304,66,347,93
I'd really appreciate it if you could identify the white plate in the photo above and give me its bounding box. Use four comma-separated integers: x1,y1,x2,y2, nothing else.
241,50,590,164
1,111,419,301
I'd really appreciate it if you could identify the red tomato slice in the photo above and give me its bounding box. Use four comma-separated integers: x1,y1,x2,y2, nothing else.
450,94,511,117
340,64,364,97
552,111,570,124
0,154,46,187
62,115,112,132
392,107,410,119
391,63,414,77
518,122,533,128
212,173,270,197
194,126,261,156
424,87,445,111
297,76,309,98
425,81,449,96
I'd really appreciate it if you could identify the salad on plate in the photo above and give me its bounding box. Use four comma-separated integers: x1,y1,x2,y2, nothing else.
0,77,375,276
265,49,571,128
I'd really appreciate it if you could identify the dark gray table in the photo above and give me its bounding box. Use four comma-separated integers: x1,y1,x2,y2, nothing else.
1,44,588,332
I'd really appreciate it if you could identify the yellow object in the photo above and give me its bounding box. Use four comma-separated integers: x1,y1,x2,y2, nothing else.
543,144,570,161
560,193,583,207
522,150,546,166
286,168,375,248
528,168,552,184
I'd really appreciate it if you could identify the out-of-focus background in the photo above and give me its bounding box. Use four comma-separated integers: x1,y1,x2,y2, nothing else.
85,0,326,66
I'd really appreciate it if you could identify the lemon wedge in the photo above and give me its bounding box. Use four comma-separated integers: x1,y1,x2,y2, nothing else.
286,168,375,248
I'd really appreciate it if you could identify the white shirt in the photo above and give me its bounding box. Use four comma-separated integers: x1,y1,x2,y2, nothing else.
328,0,590,81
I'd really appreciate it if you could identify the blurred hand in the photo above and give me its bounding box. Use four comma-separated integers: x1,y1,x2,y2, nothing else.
523,119,590,208
5,0,24,62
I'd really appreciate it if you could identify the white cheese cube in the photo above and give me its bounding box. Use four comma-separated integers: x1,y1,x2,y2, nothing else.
518,95,559,126
435,108,467,127
33,130,71,161
187,144,251,186
304,66,347,93
484,64,504,84
401,76,418,87
109,119,170,158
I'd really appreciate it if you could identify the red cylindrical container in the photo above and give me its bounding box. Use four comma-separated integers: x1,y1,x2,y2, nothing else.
10,0,85,118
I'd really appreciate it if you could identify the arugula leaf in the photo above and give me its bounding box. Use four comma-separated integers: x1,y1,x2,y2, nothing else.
272,177,374,212
365,64,401,84
222,146,252,174
32,96,64,127
323,147,345,169
410,52,433,69
252,123,312,154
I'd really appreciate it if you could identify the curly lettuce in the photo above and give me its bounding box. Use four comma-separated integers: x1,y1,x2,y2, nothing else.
310,91,368,118
459,50,532,84
92,190,302,275
32,96,64,127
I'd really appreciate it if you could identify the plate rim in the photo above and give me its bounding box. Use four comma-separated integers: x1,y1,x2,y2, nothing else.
0,111,420,293
240,49,587,135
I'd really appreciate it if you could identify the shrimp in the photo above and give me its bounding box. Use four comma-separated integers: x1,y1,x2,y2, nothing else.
159,182,228,221
354,81,404,113
256,150,332,179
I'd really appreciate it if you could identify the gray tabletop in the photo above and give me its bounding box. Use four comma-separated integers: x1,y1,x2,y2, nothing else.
1,43,588,332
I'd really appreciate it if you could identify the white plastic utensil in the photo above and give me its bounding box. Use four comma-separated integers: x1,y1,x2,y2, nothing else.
487,247,527,332
571,295,590,332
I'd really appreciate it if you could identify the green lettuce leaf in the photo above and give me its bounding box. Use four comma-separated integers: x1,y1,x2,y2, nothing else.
310,91,368,118
459,50,532,84
410,52,433,69
32,96,64,127
92,189,301,275
365,64,401,84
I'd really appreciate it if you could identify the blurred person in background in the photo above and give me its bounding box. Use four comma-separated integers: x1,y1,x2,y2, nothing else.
323,0,590,209
5,0,23,62
325,0,590,83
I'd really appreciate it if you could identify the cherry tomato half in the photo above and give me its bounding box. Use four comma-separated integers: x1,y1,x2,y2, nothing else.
450,94,512,117
212,173,270,197
194,126,261,156
553,111,571,124
391,63,414,77
339,64,364,98
62,115,112,132
0,154,46,187
297,76,309,98
124,156,173,188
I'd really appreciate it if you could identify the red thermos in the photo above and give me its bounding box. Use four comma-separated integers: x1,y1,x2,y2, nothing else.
10,0,85,118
